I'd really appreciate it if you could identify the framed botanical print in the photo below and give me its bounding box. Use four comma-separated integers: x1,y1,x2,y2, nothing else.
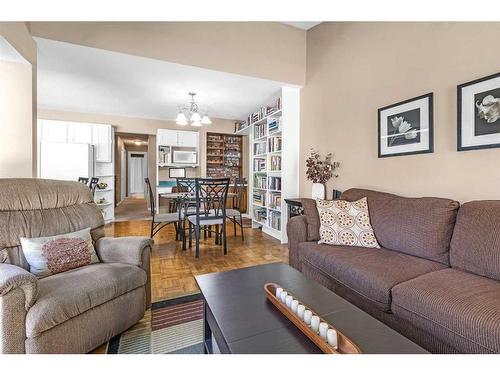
378,93,434,158
458,72,500,151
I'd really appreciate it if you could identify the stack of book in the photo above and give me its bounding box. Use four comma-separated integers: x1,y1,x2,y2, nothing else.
270,155,281,171
253,158,266,172
253,208,267,224
268,176,281,190
268,118,280,133
253,191,266,206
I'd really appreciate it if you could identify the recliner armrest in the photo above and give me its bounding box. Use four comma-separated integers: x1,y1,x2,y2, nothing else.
95,237,152,266
0,263,38,309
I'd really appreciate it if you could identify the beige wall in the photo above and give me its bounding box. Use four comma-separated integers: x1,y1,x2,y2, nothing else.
37,109,249,183
0,22,37,176
0,61,33,177
30,22,306,85
301,22,500,202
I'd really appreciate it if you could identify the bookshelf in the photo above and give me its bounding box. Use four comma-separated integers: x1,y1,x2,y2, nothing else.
206,132,243,181
243,87,300,244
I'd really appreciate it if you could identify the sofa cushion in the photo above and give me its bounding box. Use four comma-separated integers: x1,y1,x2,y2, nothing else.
299,242,446,311
450,201,500,281
392,269,500,353
301,198,321,242
340,188,459,265
26,263,147,338
317,197,380,248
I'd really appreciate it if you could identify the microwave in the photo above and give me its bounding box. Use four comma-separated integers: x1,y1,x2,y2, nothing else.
173,150,197,164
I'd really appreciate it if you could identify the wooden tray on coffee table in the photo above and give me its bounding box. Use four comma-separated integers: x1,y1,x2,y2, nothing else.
264,282,361,354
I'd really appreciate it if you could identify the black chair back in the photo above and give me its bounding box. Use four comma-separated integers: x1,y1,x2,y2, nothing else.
144,177,155,216
194,178,230,223
232,178,246,211
78,177,89,184
176,177,196,194
89,177,99,195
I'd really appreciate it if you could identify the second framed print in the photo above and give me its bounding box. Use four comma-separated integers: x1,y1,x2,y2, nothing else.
378,93,434,158
458,72,500,151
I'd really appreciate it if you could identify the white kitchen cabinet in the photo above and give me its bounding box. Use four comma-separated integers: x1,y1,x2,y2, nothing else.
156,129,198,147
92,124,112,162
67,122,93,144
39,120,68,143
177,130,198,147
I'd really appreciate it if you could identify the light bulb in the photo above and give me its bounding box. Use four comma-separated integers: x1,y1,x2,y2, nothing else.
201,115,212,125
190,112,201,123
176,112,188,125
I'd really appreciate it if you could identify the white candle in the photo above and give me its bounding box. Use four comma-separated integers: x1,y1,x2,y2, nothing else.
297,305,305,319
327,329,338,349
303,310,312,325
280,291,288,303
319,322,328,340
275,287,283,298
291,300,299,313
311,315,320,333
285,295,293,308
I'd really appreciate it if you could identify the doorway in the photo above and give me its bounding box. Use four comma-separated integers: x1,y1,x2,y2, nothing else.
127,151,148,197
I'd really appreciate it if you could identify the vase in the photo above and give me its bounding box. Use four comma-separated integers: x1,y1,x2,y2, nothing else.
311,183,325,200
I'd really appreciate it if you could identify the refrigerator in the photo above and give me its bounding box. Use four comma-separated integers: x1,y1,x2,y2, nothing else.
39,142,95,181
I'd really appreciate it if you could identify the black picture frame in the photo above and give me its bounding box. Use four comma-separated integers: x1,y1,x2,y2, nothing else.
169,168,186,178
378,93,434,158
457,71,500,152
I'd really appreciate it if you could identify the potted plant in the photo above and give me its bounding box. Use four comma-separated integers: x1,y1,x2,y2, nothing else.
305,149,340,199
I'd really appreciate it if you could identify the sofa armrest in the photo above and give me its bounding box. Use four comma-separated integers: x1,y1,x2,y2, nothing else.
287,215,309,271
95,237,153,308
0,263,38,353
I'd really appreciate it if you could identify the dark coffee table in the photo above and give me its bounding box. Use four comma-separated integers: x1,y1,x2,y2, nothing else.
195,262,427,354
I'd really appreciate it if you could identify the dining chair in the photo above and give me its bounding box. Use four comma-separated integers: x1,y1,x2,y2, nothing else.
77,177,89,184
183,178,230,258
88,177,99,195
226,177,245,240
145,177,179,238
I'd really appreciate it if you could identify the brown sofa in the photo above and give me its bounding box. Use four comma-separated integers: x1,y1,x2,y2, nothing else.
287,188,500,354
0,179,152,353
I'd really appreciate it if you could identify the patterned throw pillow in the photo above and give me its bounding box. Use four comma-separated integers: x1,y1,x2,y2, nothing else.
317,197,380,248
20,228,99,278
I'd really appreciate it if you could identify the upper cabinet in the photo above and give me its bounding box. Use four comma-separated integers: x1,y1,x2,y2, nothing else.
157,129,199,148
38,120,113,162
92,124,112,162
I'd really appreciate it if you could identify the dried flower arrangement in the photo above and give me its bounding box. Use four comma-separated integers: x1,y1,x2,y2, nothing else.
305,149,340,184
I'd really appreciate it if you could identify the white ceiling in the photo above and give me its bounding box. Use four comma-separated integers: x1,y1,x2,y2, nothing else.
281,22,321,30
36,37,288,122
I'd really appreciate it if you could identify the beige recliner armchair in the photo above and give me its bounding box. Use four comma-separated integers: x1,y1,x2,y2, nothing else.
0,179,152,353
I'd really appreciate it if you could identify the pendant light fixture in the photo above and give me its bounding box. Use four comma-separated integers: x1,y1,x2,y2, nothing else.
175,92,211,126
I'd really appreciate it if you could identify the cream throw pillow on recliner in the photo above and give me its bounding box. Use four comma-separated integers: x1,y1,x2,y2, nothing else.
20,227,99,278
316,197,380,248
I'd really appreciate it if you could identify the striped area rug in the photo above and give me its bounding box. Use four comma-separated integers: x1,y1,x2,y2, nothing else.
107,294,205,354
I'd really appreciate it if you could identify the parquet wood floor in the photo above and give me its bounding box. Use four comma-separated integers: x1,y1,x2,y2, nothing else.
104,220,289,302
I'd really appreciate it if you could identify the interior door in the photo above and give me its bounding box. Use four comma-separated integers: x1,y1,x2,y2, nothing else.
128,152,148,196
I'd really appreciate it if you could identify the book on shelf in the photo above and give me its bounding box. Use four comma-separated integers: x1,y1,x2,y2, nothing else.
269,155,281,171
269,210,281,230
268,176,281,191
253,191,266,206
253,175,267,189
254,123,266,139
268,191,282,210
247,97,282,125
253,207,267,223
253,142,266,155
268,136,282,153
253,158,266,172
268,118,281,133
